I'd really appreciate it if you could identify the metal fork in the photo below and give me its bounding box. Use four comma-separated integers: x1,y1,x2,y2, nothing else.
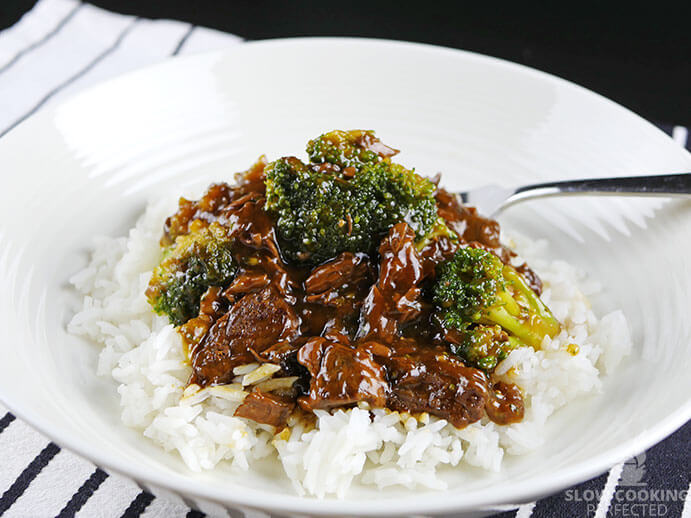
458,173,691,217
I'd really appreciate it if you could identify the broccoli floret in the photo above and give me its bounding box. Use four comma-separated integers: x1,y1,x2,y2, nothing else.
265,133,438,264
447,324,520,372
306,129,395,171
146,223,236,326
433,247,560,349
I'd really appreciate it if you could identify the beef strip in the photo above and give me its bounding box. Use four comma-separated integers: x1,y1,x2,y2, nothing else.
304,252,370,300
190,286,300,386
385,347,490,428
218,197,298,301
162,183,235,245
353,131,399,158
234,390,295,428
233,155,268,194
223,272,271,298
297,337,388,411
219,198,279,256
357,222,425,343
485,381,525,425
161,157,268,246
301,252,373,339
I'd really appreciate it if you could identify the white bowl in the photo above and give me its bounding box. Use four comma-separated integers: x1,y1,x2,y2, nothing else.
0,38,689,517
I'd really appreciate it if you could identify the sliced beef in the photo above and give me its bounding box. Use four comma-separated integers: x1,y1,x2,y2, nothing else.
353,131,399,158
485,381,525,425
216,197,298,301
297,337,388,411
304,252,370,301
233,155,268,194
219,198,279,255
190,286,300,386
234,390,295,428
161,157,270,246
436,188,503,247
223,272,270,298
301,252,372,339
357,222,424,343
418,230,459,279
162,183,235,245
386,348,490,428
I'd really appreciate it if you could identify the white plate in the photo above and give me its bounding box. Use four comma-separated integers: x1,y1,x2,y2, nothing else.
0,38,689,517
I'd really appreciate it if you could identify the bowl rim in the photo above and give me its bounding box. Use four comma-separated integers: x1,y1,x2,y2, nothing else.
0,36,689,516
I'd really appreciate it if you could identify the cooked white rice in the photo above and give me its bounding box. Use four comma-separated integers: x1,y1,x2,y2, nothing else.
67,200,631,498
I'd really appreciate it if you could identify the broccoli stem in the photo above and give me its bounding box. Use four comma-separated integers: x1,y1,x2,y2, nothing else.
479,268,560,348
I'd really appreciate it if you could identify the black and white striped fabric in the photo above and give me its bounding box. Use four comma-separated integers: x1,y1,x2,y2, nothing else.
0,1,689,516
0,0,241,135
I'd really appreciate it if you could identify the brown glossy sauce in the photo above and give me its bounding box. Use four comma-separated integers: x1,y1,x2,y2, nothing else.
165,161,529,429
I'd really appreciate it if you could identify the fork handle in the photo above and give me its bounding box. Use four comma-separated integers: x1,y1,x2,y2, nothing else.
510,173,691,204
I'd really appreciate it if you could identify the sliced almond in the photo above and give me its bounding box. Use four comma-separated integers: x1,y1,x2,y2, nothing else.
242,363,281,386
233,363,260,376
255,376,299,393
208,383,248,402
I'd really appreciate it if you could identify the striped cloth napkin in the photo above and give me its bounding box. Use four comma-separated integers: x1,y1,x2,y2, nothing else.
0,1,689,517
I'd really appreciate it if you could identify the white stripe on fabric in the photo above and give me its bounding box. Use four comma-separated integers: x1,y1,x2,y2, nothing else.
593,463,624,518
141,485,189,517
75,471,142,518
672,125,689,147
140,496,191,518
0,419,50,496
515,501,535,517
0,16,139,137
47,18,193,106
0,0,77,68
3,448,95,518
0,2,134,131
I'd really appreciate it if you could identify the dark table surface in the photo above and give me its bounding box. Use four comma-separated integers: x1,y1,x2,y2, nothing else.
2,1,690,126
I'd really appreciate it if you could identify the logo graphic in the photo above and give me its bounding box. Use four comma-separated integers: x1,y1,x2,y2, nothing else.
564,450,687,516
619,452,647,487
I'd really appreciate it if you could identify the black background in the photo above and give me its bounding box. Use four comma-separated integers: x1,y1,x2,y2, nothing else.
1,1,690,125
